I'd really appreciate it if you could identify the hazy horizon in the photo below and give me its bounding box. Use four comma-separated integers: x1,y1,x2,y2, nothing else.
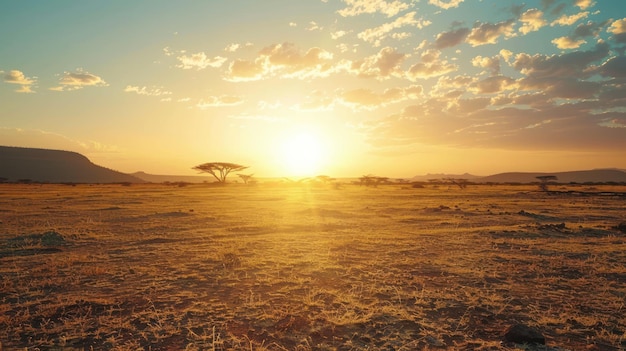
2,1,625,178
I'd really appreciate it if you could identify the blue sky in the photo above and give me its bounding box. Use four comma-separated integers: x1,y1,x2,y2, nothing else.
1,0,625,177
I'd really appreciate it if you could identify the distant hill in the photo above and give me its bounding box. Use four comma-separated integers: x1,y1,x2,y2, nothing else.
0,146,144,183
476,169,626,184
131,171,215,183
410,173,481,182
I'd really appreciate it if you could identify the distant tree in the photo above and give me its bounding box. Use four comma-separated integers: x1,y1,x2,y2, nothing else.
444,178,469,190
359,175,389,187
192,162,248,183
536,175,558,192
237,173,254,184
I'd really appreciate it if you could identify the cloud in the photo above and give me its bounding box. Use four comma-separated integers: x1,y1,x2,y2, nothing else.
262,42,335,78
608,18,626,44
225,58,266,82
406,49,458,80
369,95,626,152
308,21,322,31
331,30,349,40
471,55,501,75
177,52,227,70
551,36,587,49
124,85,172,96
50,69,107,91
549,19,608,49
338,0,410,18
196,95,244,109
434,27,470,49
471,75,516,94
519,9,547,35
348,46,407,79
608,18,626,34
428,0,465,9
357,12,431,47
512,41,609,79
224,42,336,81
597,56,626,78
574,0,595,10
365,36,625,154
551,11,588,26
339,85,423,110
572,20,610,39
467,19,516,46
293,90,336,112
224,43,241,52
2,69,36,93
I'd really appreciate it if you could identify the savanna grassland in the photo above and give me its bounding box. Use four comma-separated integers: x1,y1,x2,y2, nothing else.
1,182,625,351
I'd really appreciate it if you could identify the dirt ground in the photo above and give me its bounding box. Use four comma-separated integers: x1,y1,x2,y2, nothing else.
0,183,625,350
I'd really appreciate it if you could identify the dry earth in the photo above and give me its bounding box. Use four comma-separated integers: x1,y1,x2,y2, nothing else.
0,183,625,351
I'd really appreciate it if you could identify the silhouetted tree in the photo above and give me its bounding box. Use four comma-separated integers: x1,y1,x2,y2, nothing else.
237,173,254,184
444,178,469,189
359,175,389,187
536,175,557,192
192,162,248,183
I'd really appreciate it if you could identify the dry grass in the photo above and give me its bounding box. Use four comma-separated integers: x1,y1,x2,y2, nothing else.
0,183,624,351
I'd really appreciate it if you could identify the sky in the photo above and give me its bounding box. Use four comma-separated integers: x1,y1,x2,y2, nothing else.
1,0,625,178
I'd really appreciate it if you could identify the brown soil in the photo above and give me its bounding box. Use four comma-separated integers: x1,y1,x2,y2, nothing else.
0,183,624,350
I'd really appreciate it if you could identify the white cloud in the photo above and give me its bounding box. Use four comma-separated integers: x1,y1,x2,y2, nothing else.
574,0,595,10
348,46,407,79
124,85,172,97
2,70,37,93
177,52,227,70
428,0,465,10
338,0,410,17
551,36,586,49
225,43,241,52
551,11,588,26
608,18,626,34
467,20,516,46
50,69,107,91
357,12,431,47
226,42,336,81
196,95,244,108
406,49,458,80
519,9,547,35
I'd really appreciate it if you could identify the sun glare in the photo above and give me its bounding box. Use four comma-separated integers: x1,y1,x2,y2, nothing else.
279,131,327,177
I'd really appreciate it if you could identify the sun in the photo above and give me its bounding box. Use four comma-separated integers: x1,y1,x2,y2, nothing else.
279,131,327,177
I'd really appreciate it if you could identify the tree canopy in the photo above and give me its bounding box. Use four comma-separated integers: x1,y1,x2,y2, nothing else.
192,162,248,183
536,175,558,192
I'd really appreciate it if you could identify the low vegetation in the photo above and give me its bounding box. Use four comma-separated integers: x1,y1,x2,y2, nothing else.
0,183,625,350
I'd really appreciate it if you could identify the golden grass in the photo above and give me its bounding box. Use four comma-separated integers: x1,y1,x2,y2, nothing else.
0,183,625,350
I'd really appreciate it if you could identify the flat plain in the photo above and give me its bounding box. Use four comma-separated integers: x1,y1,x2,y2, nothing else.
0,183,625,351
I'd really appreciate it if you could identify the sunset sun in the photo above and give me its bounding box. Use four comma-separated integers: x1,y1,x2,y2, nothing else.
279,131,327,177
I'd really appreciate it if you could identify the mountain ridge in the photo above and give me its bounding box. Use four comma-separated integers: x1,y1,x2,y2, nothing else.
2,146,625,184
475,169,626,183
0,146,143,183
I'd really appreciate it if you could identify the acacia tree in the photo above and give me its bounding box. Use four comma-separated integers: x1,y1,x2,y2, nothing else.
443,178,469,189
536,175,557,192
359,175,389,187
192,162,248,183
237,173,254,184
